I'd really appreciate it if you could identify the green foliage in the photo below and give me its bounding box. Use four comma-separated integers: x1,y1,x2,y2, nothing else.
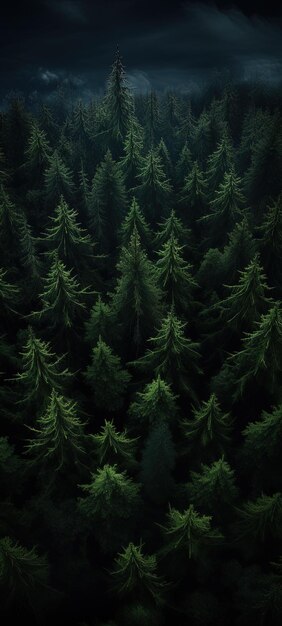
201,169,245,246
182,393,232,457
120,196,152,249
162,504,223,559
105,48,133,145
155,208,189,247
91,420,138,467
237,493,282,541
187,457,239,513
206,131,234,194
0,537,48,606
85,336,131,410
24,123,51,179
156,234,197,315
129,375,178,429
44,150,74,205
120,119,143,189
243,404,282,475
175,141,192,187
179,161,207,222
136,149,172,223
140,422,175,505
111,542,166,603
85,295,115,346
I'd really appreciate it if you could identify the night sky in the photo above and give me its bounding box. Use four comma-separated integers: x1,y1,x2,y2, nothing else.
1,0,282,100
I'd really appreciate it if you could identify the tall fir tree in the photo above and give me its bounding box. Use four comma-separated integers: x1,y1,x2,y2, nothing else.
179,161,207,225
84,336,131,411
187,457,239,518
206,131,234,195
85,295,115,347
136,149,172,224
44,150,74,206
155,208,190,247
120,196,152,250
0,537,48,612
161,504,223,559
258,194,282,289
91,420,138,468
156,234,197,316
200,169,245,247
120,118,143,190
182,393,232,459
128,375,178,430
24,123,51,182
105,47,133,152
111,542,166,604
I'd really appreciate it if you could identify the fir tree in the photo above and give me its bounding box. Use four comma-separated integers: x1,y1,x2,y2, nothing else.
157,138,173,178
129,375,178,429
111,542,165,603
175,141,192,188
156,234,197,315
206,131,234,195
243,404,282,486
162,504,223,559
155,208,190,247
78,464,140,552
0,267,19,316
120,196,152,250
24,123,51,181
192,111,212,168
182,393,232,458
222,217,256,283
84,336,131,411
140,421,175,505
200,169,245,247
144,91,160,147
258,194,282,288
26,389,86,472
0,185,22,262
229,303,282,401
113,228,161,350
44,150,74,206
236,493,282,542
105,47,133,148
120,118,143,189
187,457,239,515
91,420,138,467
131,309,201,400
136,148,172,224
85,295,115,347
0,537,48,609
179,161,207,224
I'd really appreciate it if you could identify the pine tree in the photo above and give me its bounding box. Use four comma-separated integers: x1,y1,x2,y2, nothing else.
157,138,173,178
140,421,175,505
179,161,207,224
33,255,93,339
229,303,282,401
128,375,178,429
88,149,127,250
113,229,161,350
175,141,192,188
182,393,232,458
85,295,115,347
43,196,94,274
192,111,212,168
0,267,19,317
120,196,152,250
200,170,245,247
120,118,143,189
136,149,172,224
156,234,197,315
236,493,282,542
144,91,160,147
155,208,190,247
14,327,72,406
187,457,238,515
17,214,41,289
161,504,223,559
78,464,140,552
24,123,51,181
26,389,86,471
258,194,282,288
0,537,48,608
91,420,138,467
214,255,272,332
0,185,22,262
206,131,234,195
84,336,131,411
222,217,256,283
105,47,133,148
111,542,165,603
131,309,201,400
44,150,74,206
243,405,282,488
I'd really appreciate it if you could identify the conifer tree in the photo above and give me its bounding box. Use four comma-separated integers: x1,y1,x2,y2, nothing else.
236,493,282,542
14,327,71,406
0,537,48,609
91,420,138,467
88,149,127,250
85,295,115,347
140,421,175,505
44,150,74,205
70,99,90,163
182,393,232,458
17,214,41,289
222,217,256,283
131,309,201,400
0,268,19,317
43,196,94,274
120,118,143,189
120,196,152,250
229,303,282,401
157,138,173,178
187,457,238,515
206,132,234,194
156,234,197,315
136,149,172,224
162,504,223,559
26,389,86,471
111,542,165,603
175,141,192,187
105,47,133,148
245,113,282,210
258,194,282,288
0,185,22,262
24,123,51,181
144,91,160,147
200,170,245,247
192,111,212,168
214,255,272,332
84,336,131,411
155,208,189,247
78,464,140,552
179,161,207,224
113,228,161,350
129,375,178,429
243,405,282,488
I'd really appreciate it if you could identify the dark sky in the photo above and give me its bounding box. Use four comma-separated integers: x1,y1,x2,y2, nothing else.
1,0,282,100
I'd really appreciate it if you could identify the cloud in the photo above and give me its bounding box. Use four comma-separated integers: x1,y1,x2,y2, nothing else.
43,0,87,23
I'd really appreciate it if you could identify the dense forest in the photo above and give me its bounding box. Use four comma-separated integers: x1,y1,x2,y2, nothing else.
0,49,282,625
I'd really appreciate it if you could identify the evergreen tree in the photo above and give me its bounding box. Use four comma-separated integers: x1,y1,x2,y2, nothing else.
206,131,234,195
0,537,48,609
144,91,160,147
24,123,51,181
105,47,133,149
258,194,282,288
0,185,22,262
155,208,190,247
131,309,201,400
91,420,138,467
243,405,282,489
84,336,131,411
129,375,178,429
0,267,19,317
140,421,175,505
222,217,256,283
44,150,74,206
156,234,197,315
162,504,223,559
120,196,152,250
229,303,282,401
179,161,207,224
113,229,161,350
85,295,115,347
175,141,192,188
237,493,282,542
26,389,86,471
182,393,232,458
200,170,245,247
192,111,212,168
17,214,41,289
43,196,94,274
88,149,127,250
157,138,173,178
120,118,143,189
78,464,140,552
187,457,238,515
111,542,165,603
136,149,172,224
14,327,71,406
